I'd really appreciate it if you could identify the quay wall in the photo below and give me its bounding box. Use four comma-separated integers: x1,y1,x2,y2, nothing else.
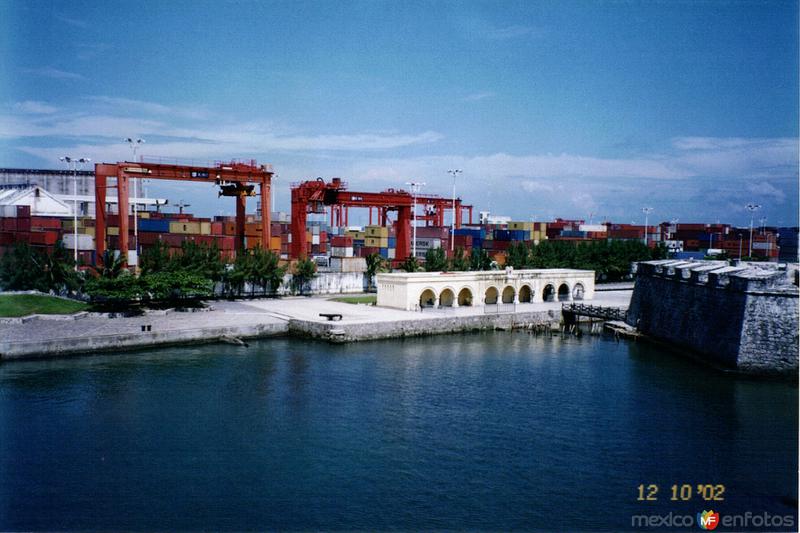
627,260,798,374
0,308,566,360
0,321,288,360
289,309,563,343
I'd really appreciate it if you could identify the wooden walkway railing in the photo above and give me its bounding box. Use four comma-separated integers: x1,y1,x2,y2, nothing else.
562,303,628,322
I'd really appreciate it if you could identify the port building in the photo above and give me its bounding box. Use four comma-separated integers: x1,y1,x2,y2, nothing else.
376,268,595,311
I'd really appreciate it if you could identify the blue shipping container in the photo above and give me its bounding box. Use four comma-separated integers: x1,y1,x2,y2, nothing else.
379,247,390,258
388,237,396,247
139,219,170,232
454,228,485,238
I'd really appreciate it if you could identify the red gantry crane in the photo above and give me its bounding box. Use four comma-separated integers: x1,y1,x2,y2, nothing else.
94,159,273,265
290,178,473,259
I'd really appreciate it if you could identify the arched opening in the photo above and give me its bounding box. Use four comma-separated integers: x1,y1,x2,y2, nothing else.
484,286,498,304
558,283,570,301
542,284,555,302
457,287,473,306
572,283,585,300
519,285,532,303
439,288,455,307
419,289,436,308
501,286,515,304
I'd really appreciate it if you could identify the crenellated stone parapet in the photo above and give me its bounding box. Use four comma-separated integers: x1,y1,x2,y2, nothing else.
627,259,798,375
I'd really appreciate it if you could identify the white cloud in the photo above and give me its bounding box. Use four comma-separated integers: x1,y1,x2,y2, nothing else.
86,96,212,121
484,24,539,40
747,182,787,203
56,15,89,29
462,91,494,102
13,101,57,114
24,67,86,81
521,180,555,193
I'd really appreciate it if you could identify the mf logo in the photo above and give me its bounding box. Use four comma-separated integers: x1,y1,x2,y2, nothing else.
698,510,720,530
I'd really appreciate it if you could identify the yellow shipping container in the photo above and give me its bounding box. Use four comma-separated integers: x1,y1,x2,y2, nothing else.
138,212,150,219
169,221,201,234
366,225,389,237
270,236,281,250
84,227,95,237
508,221,534,231
61,219,86,230
108,227,119,236
346,230,366,240
366,237,389,248
200,222,211,235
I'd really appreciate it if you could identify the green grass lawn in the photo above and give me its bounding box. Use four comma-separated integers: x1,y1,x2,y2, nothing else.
0,294,88,317
329,294,377,305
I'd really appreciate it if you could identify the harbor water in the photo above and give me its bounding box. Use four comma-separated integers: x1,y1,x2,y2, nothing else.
1,332,797,531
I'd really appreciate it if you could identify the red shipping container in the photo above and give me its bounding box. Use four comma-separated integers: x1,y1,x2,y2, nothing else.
138,232,158,245
31,217,62,230
211,222,223,235
216,236,235,250
331,235,353,247
16,205,31,218
17,218,31,232
453,235,473,247
29,231,54,245
2,218,17,232
0,232,12,245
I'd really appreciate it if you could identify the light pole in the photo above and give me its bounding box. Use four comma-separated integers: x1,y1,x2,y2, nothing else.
641,207,654,246
406,181,425,259
738,234,743,260
447,169,462,252
59,156,91,270
125,138,145,266
745,203,760,258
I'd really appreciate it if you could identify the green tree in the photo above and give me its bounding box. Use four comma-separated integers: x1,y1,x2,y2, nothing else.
250,247,286,295
424,247,448,272
83,272,142,310
506,241,531,268
39,241,81,294
399,255,420,273
364,252,385,291
0,241,80,294
141,270,213,302
449,246,471,271
224,251,251,297
170,241,226,282
292,256,317,295
92,250,127,279
0,242,46,291
139,239,172,275
469,248,492,271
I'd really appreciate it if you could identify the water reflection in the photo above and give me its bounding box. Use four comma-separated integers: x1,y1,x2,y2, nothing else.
0,332,796,531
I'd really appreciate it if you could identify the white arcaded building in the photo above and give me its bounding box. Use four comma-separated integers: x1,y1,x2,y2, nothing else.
376,268,595,311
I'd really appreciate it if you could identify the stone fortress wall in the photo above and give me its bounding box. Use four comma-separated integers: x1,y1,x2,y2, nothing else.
627,260,798,374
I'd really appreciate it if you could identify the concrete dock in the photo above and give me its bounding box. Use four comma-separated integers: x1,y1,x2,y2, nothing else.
0,290,632,360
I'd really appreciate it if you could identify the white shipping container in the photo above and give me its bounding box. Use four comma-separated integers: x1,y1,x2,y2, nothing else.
753,242,773,250
388,248,396,259
63,233,94,250
415,238,441,249
330,257,367,273
312,234,320,245
578,224,607,233
331,246,354,257
0,205,18,217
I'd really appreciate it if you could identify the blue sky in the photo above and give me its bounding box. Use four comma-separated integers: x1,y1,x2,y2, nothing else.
1,0,798,226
